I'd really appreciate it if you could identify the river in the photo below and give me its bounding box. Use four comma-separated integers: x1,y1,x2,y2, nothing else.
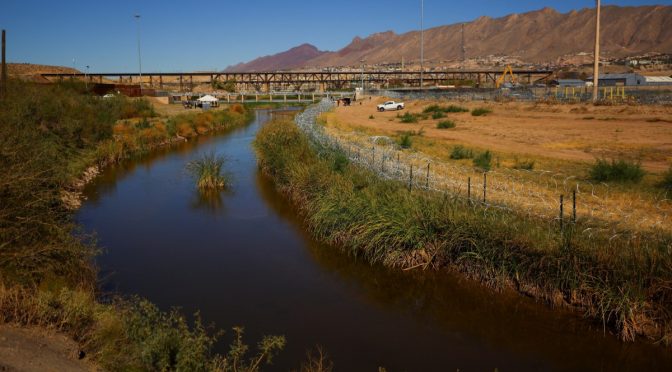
77,109,672,371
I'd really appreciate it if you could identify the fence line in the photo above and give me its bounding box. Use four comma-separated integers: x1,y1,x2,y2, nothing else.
294,99,671,237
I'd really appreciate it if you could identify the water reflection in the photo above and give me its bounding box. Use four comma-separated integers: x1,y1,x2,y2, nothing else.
190,188,233,214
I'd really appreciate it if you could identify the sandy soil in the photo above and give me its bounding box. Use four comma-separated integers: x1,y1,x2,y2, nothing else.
332,97,672,172
0,325,95,371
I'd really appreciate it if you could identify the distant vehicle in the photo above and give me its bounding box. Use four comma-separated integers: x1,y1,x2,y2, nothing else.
377,101,405,112
102,93,116,99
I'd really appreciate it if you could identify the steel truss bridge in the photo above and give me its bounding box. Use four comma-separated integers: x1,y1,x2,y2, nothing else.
41,69,554,92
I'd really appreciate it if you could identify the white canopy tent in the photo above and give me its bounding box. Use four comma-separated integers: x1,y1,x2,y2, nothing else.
196,94,219,108
197,95,219,103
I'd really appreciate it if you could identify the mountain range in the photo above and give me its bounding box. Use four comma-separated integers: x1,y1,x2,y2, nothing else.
225,5,672,72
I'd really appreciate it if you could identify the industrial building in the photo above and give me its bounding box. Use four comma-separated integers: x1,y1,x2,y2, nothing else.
587,73,672,87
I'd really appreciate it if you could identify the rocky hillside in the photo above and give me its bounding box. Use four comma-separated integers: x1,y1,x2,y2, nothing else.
226,5,672,71
224,43,325,72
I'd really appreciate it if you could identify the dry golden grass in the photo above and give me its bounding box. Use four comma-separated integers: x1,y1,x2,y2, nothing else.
324,97,672,234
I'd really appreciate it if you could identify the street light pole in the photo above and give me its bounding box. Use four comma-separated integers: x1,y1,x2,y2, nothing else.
134,14,143,96
592,0,601,102
85,65,89,90
420,0,424,90
360,59,365,95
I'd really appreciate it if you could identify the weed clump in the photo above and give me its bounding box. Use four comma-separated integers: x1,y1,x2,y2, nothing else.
399,112,420,123
187,152,229,189
423,104,469,114
450,145,474,160
513,157,535,170
657,166,672,189
398,132,413,149
431,111,446,119
471,108,492,117
436,120,456,129
589,158,645,183
473,150,493,171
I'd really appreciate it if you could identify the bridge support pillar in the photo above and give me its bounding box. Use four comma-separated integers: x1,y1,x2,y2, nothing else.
159,76,163,89
179,76,183,92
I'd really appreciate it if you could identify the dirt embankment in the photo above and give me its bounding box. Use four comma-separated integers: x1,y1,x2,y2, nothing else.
0,325,95,371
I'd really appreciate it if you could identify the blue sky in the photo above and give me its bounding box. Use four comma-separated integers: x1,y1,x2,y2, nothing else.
0,0,669,72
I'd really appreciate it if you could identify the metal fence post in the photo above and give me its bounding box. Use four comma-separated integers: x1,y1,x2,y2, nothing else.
572,190,577,224
397,153,400,174
483,173,487,203
426,163,430,189
467,177,471,202
559,194,564,232
409,164,413,191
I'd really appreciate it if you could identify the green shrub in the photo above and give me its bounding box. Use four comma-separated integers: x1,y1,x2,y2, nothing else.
659,167,672,189
443,105,470,113
471,108,492,117
589,158,645,183
423,104,442,114
399,112,419,123
432,111,446,119
398,132,413,148
368,114,375,119
450,145,474,159
332,152,349,173
436,120,456,129
423,104,469,114
473,150,493,171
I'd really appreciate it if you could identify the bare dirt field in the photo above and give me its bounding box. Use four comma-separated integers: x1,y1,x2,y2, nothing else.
329,97,672,172
321,96,672,233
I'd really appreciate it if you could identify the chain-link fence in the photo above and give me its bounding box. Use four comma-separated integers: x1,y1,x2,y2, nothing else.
373,87,672,105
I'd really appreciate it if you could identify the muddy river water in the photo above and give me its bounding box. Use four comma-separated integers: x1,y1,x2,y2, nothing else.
77,109,672,371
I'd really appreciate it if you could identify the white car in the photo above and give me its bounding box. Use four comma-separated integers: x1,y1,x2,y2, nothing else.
377,101,405,112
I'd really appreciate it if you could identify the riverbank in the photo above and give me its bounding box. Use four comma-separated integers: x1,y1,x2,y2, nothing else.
62,100,254,209
0,81,285,370
254,111,672,346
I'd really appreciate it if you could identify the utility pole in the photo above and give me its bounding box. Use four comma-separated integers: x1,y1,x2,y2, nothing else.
134,14,143,96
461,23,466,70
592,0,601,102
419,0,424,90
1,30,7,100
